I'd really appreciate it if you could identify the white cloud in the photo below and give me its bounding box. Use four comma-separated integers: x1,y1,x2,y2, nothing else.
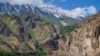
87,6,97,14
0,0,45,6
69,6,97,18
68,7,87,18
54,6,97,18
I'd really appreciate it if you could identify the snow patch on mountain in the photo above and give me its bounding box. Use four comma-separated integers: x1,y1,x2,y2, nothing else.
0,2,97,20
60,21,68,26
0,0,97,20
40,5,97,19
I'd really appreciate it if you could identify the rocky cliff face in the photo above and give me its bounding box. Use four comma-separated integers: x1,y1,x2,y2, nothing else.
1,12,99,56
51,13,100,56
0,13,62,55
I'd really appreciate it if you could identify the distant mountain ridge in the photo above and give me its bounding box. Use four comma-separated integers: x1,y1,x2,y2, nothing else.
0,2,84,20
0,2,99,56
0,2,81,27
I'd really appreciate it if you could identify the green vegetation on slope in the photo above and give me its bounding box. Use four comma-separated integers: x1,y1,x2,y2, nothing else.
40,15,62,27
0,13,81,56
60,23,79,34
40,15,79,34
0,50,47,56
0,15,18,33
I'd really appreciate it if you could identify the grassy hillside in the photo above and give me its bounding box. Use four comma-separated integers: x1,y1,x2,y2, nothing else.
40,15,62,27
40,15,79,34
40,15,79,26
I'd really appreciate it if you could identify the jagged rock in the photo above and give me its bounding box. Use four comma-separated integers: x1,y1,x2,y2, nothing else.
0,13,63,55
54,13,100,56
0,14,38,53
0,21,11,36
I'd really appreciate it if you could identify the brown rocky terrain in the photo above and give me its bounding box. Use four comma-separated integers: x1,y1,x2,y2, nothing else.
47,13,100,56
1,12,100,56
50,13,100,56
0,13,62,56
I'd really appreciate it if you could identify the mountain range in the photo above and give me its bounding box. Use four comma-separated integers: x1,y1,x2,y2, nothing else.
0,2,81,27
0,2,100,56
0,2,81,56
0,2,83,19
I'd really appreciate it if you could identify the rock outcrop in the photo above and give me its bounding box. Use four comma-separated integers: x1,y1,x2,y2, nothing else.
54,13,100,56
0,13,62,55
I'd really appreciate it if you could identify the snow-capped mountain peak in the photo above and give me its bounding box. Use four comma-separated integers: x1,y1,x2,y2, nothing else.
0,2,84,20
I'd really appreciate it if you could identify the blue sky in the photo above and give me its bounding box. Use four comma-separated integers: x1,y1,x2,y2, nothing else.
44,0,100,11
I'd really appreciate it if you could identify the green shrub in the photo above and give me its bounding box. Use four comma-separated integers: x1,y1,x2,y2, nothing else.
60,23,79,34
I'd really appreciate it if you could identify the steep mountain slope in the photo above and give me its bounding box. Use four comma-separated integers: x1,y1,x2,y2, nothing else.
0,14,38,55
40,15,79,26
47,13,100,56
0,13,63,56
